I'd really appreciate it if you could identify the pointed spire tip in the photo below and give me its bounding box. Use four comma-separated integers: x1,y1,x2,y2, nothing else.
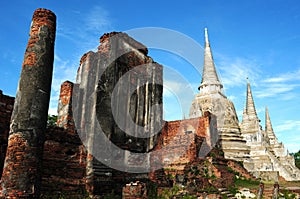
204,28,209,45
244,80,258,117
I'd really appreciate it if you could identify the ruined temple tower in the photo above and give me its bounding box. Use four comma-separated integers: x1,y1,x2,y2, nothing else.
240,82,263,143
0,9,56,198
265,107,277,145
240,82,273,175
189,28,249,161
240,82,300,181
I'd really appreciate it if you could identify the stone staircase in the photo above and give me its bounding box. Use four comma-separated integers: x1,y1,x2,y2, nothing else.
263,188,274,199
267,149,300,181
218,188,237,199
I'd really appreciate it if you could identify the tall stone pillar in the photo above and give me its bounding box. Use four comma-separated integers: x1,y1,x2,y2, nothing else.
272,182,279,199
0,8,56,198
257,182,264,199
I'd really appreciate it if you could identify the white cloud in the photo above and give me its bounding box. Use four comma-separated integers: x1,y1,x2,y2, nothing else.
263,69,300,83
281,92,297,100
246,66,300,100
57,6,113,53
275,120,300,132
217,57,261,88
254,68,300,99
79,6,113,51
85,6,112,32
255,83,299,98
227,95,236,101
264,77,289,83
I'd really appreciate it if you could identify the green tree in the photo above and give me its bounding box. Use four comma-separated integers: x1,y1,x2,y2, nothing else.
294,150,300,169
47,114,57,127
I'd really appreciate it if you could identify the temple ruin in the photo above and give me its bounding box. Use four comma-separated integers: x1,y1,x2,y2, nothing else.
189,28,300,182
240,82,300,181
0,8,299,199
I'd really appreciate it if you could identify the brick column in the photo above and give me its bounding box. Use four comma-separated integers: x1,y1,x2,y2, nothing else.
56,81,75,130
0,8,56,198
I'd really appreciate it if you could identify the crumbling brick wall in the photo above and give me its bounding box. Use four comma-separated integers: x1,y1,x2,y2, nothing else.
154,117,209,171
41,127,86,196
122,181,148,199
41,80,86,196
149,116,211,188
0,90,14,177
0,83,87,198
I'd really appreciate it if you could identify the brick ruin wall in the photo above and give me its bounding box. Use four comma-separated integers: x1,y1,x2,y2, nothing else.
42,127,87,195
41,81,87,196
0,67,213,198
152,117,209,171
0,87,87,197
0,9,232,198
0,91,14,177
74,32,164,197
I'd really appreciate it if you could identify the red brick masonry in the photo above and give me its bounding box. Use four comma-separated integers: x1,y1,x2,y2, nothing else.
0,91,14,177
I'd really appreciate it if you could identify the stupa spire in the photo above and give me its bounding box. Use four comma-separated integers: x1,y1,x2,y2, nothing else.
265,106,277,144
243,81,258,120
199,28,223,94
205,27,209,47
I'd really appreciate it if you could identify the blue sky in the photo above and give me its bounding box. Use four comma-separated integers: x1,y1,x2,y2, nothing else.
0,1,300,152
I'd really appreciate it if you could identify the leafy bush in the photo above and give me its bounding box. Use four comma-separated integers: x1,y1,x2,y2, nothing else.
234,177,259,189
157,185,180,199
47,114,58,127
281,189,297,199
292,150,300,169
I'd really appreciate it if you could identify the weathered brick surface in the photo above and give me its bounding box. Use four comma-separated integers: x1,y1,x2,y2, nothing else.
0,8,56,198
122,181,148,199
0,91,14,178
76,32,163,197
149,116,212,190
41,127,86,196
57,81,75,130
41,80,86,196
23,9,56,69
98,32,148,55
0,88,86,198
152,117,209,171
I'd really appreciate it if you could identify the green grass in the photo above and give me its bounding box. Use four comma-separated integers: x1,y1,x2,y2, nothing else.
234,178,260,189
280,189,297,199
